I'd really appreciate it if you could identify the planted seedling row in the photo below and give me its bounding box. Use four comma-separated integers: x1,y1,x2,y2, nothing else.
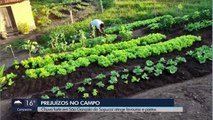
40,56,187,99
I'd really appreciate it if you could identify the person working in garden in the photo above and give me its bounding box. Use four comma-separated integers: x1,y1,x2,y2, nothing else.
90,19,106,37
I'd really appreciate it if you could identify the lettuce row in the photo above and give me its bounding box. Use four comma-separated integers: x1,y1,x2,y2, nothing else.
25,35,201,78
21,33,166,69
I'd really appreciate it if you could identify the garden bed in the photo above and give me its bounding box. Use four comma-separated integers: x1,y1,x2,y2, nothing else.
4,42,212,120
1,27,211,99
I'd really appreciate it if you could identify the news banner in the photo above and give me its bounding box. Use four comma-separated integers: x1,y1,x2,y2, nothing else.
12,99,183,112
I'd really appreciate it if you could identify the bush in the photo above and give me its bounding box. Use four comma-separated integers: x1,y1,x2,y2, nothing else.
102,0,115,9
18,23,30,34
37,16,52,27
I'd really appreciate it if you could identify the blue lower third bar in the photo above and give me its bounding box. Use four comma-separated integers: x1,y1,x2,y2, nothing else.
12,99,178,112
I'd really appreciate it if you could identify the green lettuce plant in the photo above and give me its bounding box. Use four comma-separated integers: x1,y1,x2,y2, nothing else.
83,93,89,99
166,65,178,74
83,78,92,85
41,95,50,99
77,87,85,93
92,89,98,96
107,85,114,91
95,73,106,80
56,90,65,97
141,73,149,80
65,82,74,90
133,66,143,76
131,76,140,83
96,81,105,88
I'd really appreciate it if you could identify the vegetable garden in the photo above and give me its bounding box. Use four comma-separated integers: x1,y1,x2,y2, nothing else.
1,8,212,98
0,0,212,119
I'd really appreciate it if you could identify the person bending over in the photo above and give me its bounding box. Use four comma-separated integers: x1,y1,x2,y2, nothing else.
90,19,106,37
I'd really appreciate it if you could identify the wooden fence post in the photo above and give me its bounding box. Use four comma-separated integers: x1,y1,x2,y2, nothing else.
69,9,74,24
100,0,104,13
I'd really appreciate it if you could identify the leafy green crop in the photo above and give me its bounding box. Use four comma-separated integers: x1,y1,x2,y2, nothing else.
39,68,50,78
187,45,212,63
83,78,92,85
65,82,73,90
158,57,166,63
0,72,17,91
57,68,67,75
154,63,165,70
119,25,133,41
148,15,175,31
109,76,118,84
131,76,140,83
24,34,200,79
55,90,65,97
175,56,187,64
83,93,89,99
185,20,212,32
95,73,106,80
144,66,154,73
25,69,38,79
166,59,178,66
22,33,166,69
96,81,105,88
77,87,85,93
133,66,143,76
111,71,120,77
121,74,129,80
41,95,50,99
13,60,20,69
141,73,149,80
146,60,154,66
51,86,60,94
105,16,163,34
166,65,178,74
98,56,112,67
107,85,114,91
121,72,129,84
154,68,163,76
148,10,211,31
92,89,98,96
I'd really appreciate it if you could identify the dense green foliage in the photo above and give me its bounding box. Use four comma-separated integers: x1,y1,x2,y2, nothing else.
23,34,200,78
0,72,17,91
148,10,211,31
185,20,212,32
105,16,163,34
187,45,212,63
21,33,166,69
102,0,115,9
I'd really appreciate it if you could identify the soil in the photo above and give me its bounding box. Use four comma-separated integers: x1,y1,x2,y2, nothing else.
2,74,211,120
1,27,212,99
72,74,212,120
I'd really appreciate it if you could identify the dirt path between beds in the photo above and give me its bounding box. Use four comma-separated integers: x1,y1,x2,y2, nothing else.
72,74,212,120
